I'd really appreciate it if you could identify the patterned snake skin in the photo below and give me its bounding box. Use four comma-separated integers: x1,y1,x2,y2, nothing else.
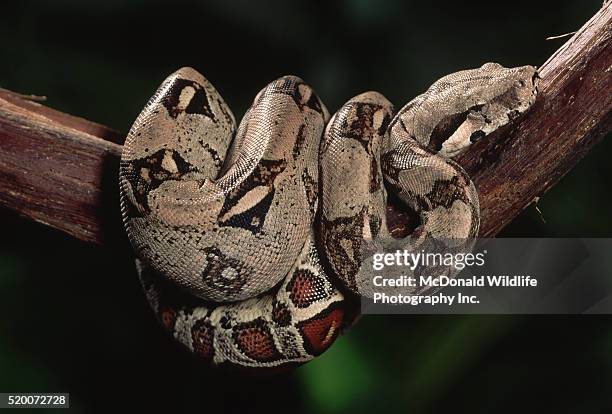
119,63,538,369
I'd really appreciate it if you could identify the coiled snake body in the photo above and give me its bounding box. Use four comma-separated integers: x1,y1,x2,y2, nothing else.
119,64,538,369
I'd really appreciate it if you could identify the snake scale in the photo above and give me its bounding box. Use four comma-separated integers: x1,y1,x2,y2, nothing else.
119,63,538,369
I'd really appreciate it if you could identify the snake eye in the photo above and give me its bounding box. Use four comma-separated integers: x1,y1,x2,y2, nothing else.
517,79,526,87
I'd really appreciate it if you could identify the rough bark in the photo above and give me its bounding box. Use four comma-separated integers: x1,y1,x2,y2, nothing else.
455,2,611,236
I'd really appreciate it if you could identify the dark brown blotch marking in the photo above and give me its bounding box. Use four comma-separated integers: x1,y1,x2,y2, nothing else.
286,269,326,308
276,77,324,114
297,303,344,356
427,104,484,153
121,149,197,215
232,319,283,363
220,190,275,234
426,175,471,209
342,102,383,151
271,301,292,327
301,169,318,217
292,124,307,160
161,78,216,120
319,211,365,291
158,305,178,332
191,319,215,361
370,156,381,193
219,158,287,218
201,247,249,295
368,214,382,239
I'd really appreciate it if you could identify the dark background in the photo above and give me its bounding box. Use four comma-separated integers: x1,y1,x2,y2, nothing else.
1,1,611,413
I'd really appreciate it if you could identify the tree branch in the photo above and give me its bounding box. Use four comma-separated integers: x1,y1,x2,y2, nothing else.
456,3,611,236
0,88,122,243
0,3,610,244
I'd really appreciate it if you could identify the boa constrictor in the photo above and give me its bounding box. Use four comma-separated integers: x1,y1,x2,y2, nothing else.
119,63,538,369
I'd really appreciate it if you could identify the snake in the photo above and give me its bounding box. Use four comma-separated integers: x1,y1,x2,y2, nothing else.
119,63,538,369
